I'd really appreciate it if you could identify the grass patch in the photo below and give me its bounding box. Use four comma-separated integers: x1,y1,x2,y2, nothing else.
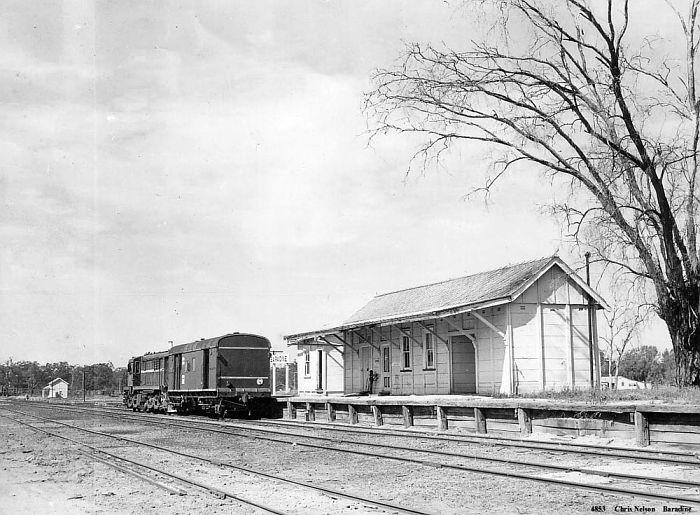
497,385,700,404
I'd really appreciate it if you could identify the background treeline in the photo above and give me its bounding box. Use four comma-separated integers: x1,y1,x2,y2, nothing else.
0,359,127,396
602,346,677,385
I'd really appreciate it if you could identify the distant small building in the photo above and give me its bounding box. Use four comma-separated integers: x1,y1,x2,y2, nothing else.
42,378,68,398
601,375,649,390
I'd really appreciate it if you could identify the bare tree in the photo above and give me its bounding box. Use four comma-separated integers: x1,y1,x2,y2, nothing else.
599,292,649,387
366,0,700,385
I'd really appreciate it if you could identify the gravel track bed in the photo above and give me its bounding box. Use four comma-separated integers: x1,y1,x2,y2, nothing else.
6,401,699,513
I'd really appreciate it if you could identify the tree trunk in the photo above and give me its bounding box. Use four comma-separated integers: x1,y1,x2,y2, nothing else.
673,331,700,386
660,287,700,386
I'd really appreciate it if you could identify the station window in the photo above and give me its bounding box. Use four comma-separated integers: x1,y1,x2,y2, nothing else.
304,351,311,377
424,332,435,369
402,336,411,370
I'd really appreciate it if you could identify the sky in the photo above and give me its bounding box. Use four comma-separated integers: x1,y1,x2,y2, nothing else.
0,0,674,366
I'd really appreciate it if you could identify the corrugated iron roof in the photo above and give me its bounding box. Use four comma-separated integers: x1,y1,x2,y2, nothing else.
342,256,554,326
285,255,608,342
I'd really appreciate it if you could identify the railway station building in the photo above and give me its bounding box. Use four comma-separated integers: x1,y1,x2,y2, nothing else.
286,256,607,396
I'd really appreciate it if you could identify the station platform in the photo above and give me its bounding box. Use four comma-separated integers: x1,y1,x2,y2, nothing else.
275,394,700,449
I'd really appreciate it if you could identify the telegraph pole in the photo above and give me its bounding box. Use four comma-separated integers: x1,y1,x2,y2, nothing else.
82,370,86,402
584,252,600,391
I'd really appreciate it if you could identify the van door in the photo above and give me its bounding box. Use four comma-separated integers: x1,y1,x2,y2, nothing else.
173,354,182,389
202,350,209,389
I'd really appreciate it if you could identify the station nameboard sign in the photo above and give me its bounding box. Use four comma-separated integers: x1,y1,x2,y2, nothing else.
270,353,288,366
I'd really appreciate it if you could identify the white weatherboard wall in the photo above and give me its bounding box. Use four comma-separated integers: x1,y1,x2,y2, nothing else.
511,264,596,393
296,343,344,395
340,264,598,396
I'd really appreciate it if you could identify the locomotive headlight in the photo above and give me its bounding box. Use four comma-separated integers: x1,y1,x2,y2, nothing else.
256,378,263,385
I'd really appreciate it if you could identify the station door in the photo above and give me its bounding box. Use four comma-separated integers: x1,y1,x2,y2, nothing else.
451,335,476,394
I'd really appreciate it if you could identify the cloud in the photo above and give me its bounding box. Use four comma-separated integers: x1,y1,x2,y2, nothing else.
2,1,663,366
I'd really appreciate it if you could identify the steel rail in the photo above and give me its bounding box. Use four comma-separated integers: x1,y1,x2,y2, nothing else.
0,412,290,512
247,417,700,461
32,402,700,488
75,450,187,496
2,413,188,497
120,408,700,487
19,403,700,508
38,402,700,477
39,400,699,464
2,407,431,515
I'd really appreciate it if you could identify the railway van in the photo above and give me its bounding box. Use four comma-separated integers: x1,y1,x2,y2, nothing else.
124,332,273,418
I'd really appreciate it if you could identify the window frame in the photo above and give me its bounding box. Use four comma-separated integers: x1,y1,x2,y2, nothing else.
424,331,435,370
401,335,411,371
382,346,390,374
304,350,311,377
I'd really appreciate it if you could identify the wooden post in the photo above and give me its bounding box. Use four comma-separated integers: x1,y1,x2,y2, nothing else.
372,405,383,426
286,400,296,420
402,405,413,428
517,408,532,435
474,407,487,434
348,404,358,424
326,402,336,422
306,402,315,422
436,406,448,431
634,411,650,447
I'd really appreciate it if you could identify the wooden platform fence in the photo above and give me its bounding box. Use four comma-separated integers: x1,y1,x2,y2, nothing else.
280,398,700,449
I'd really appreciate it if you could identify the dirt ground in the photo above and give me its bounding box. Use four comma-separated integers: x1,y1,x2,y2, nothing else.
1,401,698,515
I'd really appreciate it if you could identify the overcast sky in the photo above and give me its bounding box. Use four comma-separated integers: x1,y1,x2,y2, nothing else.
0,1,674,366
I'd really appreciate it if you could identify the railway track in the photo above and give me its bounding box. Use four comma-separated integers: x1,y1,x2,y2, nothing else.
34,398,700,464
247,416,700,463
13,401,700,509
0,412,292,514
35,401,700,467
0,404,432,515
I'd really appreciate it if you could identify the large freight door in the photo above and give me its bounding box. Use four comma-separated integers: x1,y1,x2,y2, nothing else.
542,305,569,389
450,335,476,393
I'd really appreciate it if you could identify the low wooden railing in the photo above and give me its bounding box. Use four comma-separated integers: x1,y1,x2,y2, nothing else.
279,396,700,448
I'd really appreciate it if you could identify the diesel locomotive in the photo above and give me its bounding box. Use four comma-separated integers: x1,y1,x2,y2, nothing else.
124,332,273,418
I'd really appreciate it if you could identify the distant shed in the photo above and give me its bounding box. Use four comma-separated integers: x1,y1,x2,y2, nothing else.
42,378,68,398
285,256,607,396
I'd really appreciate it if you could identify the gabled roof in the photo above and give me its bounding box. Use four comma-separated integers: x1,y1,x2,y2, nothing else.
285,255,607,342
344,256,551,325
47,378,68,386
